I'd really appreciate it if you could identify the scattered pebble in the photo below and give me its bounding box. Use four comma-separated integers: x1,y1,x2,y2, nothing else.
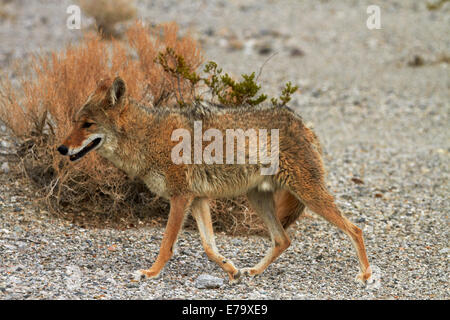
257,43,273,56
1,141,10,148
408,55,425,67
289,47,305,57
1,162,9,174
194,274,224,289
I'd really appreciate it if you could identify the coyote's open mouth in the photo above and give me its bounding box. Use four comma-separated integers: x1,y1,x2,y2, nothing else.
69,137,102,161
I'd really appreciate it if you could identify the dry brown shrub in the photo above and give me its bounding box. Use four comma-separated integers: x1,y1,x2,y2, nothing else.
0,21,266,235
127,22,203,105
78,0,137,38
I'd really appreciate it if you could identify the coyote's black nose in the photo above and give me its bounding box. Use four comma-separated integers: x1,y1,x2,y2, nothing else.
57,145,68,155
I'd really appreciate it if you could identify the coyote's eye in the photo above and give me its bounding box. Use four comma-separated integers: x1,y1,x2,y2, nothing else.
81,122,94,129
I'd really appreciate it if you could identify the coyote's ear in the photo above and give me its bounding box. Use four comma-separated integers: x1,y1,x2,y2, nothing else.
108,77,126,107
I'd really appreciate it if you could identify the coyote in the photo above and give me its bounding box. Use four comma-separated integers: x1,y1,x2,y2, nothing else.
58,77,372,284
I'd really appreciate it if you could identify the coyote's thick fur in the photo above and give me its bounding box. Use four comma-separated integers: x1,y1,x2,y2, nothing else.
58,77,372,284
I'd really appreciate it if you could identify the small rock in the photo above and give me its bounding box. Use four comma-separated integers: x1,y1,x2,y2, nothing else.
66,265,82,290
311,89,322,98
1,162,9,174
228,38,243,51
258,28,271,37
194,274,224,289
438,248,449,254
95,269,106,276
351,177,364,185
126,282,139,288
4,244,17,250
106,277,117,285
243,39,256,55
7,276,22,285
218,38,228,48
258,29,283,38
8,264,24,272
257,43,273,55
408,55,425,67
374,193,383,198
232,239,242,246
132,270,145,282
290,47,304,57
1,141,10,148
204,27,215,37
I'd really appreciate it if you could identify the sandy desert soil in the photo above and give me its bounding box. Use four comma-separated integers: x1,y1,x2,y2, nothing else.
0,0,449,299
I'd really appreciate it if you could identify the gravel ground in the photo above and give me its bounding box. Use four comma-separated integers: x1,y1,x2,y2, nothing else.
0,0,449,299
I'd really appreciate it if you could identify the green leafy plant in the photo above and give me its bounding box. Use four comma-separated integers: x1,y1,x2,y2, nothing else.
156,48,201,106
270,81,299,107
155,52,299,108
201,61,268,106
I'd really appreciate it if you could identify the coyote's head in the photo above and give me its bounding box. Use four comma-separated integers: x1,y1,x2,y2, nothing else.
57,77,126,161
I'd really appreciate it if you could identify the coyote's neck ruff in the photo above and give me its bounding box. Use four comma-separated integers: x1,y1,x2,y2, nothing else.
58,77,372,285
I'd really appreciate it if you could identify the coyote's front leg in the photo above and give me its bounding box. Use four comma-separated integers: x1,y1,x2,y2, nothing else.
138,196,192,278
191,198,241,283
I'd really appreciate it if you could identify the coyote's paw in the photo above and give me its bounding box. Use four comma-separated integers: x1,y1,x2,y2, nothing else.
228,270,242,285
134,269,161,281
363,265,381,290
354,266,374,286
240,267,260,277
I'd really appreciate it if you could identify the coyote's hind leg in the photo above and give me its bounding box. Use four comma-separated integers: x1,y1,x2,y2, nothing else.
191,197,241,283
275,190,306,229
290,182,372,284
241,189,291,276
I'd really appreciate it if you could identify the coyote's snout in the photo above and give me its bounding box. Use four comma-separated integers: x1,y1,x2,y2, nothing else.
58,77,372,285
58,132,103,161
